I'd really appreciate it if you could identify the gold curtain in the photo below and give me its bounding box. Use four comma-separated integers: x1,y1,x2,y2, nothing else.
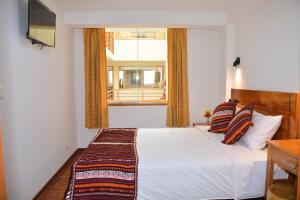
166,28,190,127
84,28,109,128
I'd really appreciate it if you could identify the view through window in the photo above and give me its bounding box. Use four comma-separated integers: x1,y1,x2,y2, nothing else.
105,28,167,104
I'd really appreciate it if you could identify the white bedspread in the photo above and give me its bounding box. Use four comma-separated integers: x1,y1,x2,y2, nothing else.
136,127,286,200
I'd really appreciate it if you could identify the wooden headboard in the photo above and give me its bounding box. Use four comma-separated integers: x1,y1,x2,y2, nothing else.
231,89,300,139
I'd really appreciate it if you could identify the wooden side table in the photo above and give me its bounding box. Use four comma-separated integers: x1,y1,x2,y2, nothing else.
266,139,300,199
193,122,210,127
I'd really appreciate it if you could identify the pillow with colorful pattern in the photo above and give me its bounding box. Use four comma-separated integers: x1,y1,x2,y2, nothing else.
209,100,238,133
223,104,254,144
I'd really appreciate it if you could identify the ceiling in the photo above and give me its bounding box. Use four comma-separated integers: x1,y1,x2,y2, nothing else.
53,0,270,12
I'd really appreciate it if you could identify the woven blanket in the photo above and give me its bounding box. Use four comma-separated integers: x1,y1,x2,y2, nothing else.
65,128,138,200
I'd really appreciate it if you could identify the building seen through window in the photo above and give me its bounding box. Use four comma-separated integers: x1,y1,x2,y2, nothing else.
105,28,167,104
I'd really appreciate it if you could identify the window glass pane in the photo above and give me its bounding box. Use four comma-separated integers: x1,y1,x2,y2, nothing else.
107,66,113,89
144,71,155,85
119,70,124,88
105,28,167,104
108,71,113,86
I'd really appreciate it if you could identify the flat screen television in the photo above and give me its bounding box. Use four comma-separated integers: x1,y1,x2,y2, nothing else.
27,0,56,47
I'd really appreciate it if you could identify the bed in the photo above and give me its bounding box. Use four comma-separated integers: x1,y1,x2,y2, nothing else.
138,126,275,199
65,89,300,200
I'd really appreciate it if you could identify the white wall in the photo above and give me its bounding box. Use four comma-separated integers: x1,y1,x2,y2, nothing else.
220,25,235,100
0,0,77,199
65,11,227,28
233,0,300,92
188,29,223,123
74,29,224,147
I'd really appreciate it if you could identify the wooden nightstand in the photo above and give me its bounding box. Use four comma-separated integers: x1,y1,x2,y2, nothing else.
266,139,300,199
192,122,210,127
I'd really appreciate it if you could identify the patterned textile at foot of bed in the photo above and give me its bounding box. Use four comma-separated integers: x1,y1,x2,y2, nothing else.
92,128,137,144
65,128,138,200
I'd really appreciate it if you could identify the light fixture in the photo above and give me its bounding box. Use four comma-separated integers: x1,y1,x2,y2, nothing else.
233,57,240,68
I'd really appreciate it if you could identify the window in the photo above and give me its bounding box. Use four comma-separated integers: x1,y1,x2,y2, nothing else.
105,28,167,104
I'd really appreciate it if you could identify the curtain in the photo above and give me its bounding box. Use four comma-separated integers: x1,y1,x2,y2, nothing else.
84,28,109,128
166,28,190,127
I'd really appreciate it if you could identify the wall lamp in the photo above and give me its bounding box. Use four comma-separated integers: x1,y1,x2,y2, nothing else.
233,57,240,68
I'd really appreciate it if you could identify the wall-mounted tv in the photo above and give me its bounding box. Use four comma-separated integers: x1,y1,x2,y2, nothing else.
27,0,56,47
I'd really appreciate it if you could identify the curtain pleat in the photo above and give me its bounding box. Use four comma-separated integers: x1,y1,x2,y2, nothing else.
84,28,109,128
166,28,190,127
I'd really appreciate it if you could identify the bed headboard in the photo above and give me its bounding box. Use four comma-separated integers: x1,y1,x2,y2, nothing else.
231,89,300,139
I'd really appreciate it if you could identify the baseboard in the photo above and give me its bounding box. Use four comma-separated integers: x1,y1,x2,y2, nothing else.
33,148,85,200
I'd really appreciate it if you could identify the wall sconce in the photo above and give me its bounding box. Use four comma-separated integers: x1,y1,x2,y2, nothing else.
233,57,240,68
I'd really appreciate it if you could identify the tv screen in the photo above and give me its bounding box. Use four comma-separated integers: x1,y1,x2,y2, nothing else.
27,0,56,47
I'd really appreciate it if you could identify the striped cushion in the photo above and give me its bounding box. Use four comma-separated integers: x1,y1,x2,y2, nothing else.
209,101,238,133
223,104,254,144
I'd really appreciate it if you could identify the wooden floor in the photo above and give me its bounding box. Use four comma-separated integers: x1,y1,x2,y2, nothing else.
34,148,264,200
35,149,83,200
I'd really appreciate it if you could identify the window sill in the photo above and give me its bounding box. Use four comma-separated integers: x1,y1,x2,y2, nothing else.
108,102,167,106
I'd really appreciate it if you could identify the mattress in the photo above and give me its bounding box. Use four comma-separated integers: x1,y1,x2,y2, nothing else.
136,126,287,200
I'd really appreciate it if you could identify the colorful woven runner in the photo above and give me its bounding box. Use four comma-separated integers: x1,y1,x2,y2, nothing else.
65,128,138,200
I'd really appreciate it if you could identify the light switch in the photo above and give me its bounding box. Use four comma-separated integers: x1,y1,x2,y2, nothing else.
0,84,4,99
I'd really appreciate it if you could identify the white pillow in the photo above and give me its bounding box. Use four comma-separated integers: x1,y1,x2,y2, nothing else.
242,111,282,150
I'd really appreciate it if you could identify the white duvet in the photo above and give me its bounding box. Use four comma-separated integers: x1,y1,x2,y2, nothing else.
136,127,286,200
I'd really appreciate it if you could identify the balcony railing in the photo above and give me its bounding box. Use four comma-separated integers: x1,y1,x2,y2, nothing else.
107,88,166,103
